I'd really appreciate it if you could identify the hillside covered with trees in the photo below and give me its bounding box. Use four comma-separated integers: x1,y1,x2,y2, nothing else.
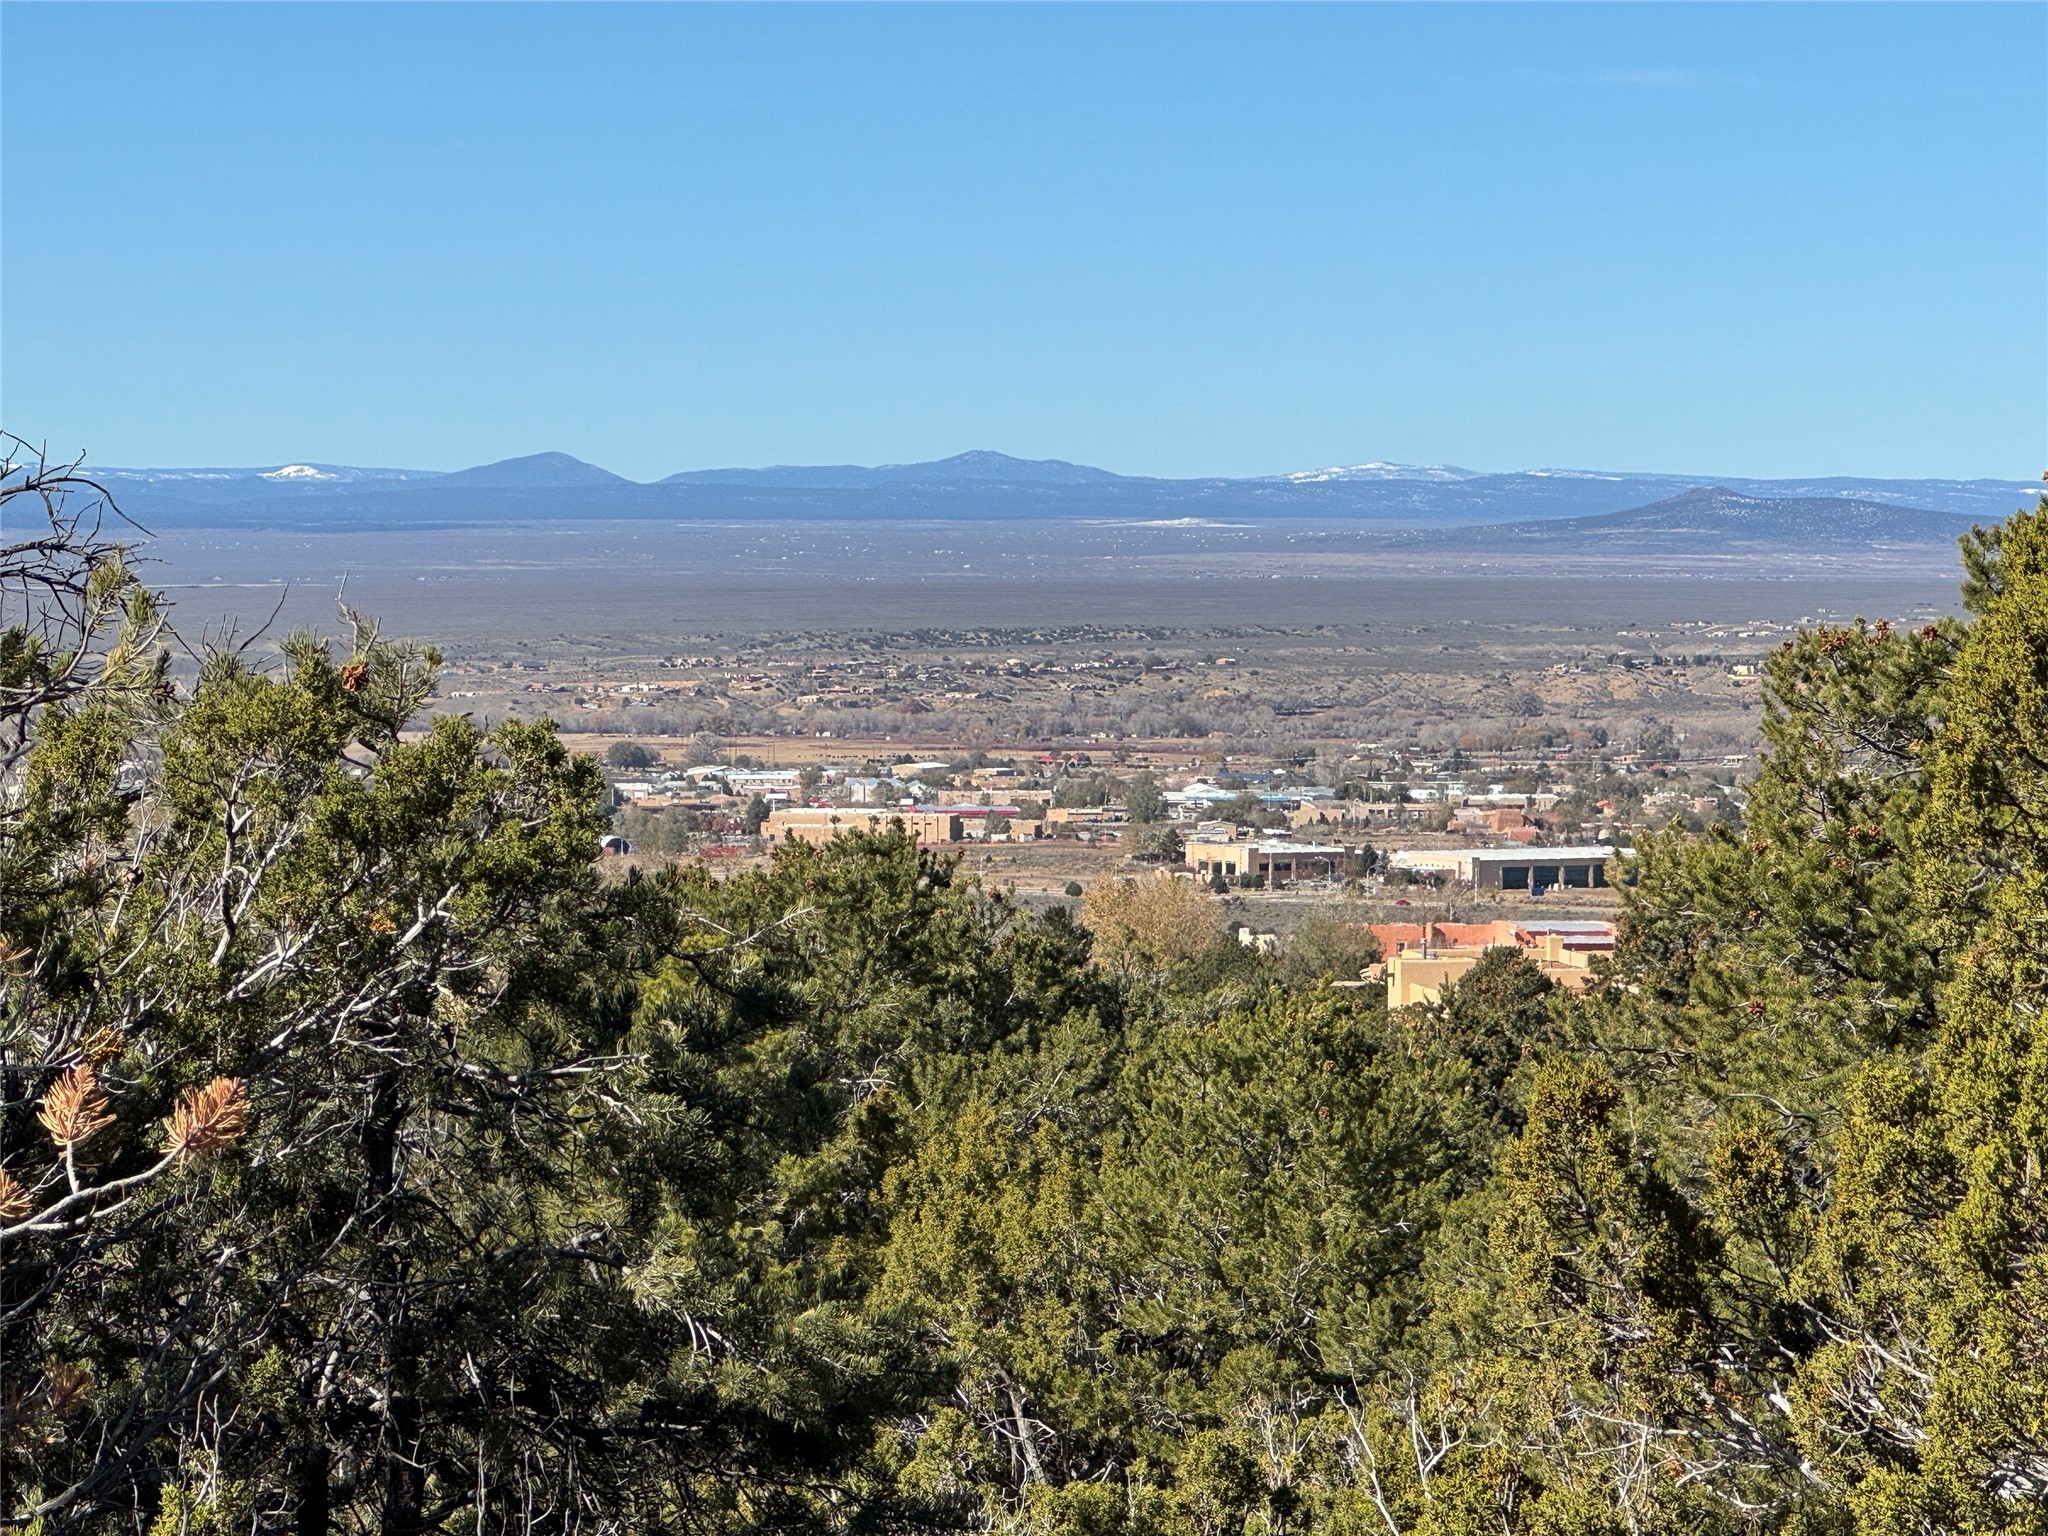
6,448,2046,1534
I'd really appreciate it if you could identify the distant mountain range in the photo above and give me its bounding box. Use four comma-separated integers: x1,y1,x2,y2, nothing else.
77,449,2038,550
661,449,1123,489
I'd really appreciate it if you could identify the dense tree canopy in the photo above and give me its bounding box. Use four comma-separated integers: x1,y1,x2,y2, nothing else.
6,446,2046,1534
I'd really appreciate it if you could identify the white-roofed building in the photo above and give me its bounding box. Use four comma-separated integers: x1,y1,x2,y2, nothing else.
1388,846,1623,892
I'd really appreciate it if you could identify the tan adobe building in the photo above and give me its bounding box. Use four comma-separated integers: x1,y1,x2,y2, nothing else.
1374,920,1616,1007
1286,802,1383,830
1451,806,1528,834
1045,806,1125,827
762,807,963,846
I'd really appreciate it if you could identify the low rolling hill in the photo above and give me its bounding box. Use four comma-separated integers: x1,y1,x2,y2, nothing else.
1395,486,1984,554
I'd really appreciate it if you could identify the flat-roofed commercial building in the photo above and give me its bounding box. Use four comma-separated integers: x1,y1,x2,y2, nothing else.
763,808,963,846
1185,838,1357,885
688,766,804,795
1388,846,1618,893
1371,918,1615,960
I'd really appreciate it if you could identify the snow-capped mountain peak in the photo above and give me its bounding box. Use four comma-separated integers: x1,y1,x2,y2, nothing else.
1274,462,1481,484
261,464,334,481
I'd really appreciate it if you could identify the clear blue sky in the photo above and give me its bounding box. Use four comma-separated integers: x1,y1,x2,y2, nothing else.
4,2,2043,481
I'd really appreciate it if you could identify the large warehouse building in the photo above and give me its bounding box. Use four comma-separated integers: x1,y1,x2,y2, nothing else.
1387,845,1620,893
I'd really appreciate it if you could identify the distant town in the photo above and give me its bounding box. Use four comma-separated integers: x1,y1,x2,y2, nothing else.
561,690,1752,998
394,594,1946,1004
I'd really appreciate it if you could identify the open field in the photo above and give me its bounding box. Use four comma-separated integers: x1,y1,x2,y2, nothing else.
140,516,1965,640
135,515,1967,781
